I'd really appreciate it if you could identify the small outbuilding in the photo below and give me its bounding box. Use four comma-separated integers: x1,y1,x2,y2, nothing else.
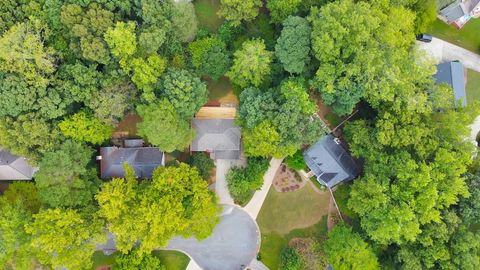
435,61,467,107
0,149,37,180
99,140,164,179
303,135,360,188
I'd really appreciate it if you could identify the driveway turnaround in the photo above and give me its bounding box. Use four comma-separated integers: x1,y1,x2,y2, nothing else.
167,205,260,270
416,37,480,72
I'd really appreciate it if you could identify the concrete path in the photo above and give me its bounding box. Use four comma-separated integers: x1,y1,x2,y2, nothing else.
416,37,480,72
185,260,202,270
215,159,244,205
244,158,283,219
167,205,260,270
249,259,270,270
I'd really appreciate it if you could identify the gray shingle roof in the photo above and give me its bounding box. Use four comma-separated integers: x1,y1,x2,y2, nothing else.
100,147,164,179
303,135,360,188
0,149,36,180
191,119,241,160
440,0,467,21
435,61,466,107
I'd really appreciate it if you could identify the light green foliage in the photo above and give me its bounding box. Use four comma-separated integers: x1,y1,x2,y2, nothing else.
0,114,61,163
284,150,306,171
35,140,99,208
3,182,41,213
171,1,198,42
280,77,316,114
227,39,273,88
25,208,105,270
96,163,220,255
60,3,114,63
189,152,215,180
0,20,55,88
128,54,167,100
189,37,231,80
280,247,304,270
226,158,269,204
115,251,165,270
325,225,380,270
159,69,208,119
430,83,455,110
308,0,416,115
267,0,302,23
137,99,195,152
219,0,262,25
104,21,137,58
243,121,297,158
275,16,311,74
0,198,35,270
59,110,112,144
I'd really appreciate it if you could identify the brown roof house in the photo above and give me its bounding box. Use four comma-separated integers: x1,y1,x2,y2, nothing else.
98,139,164,179
438,0,480,28
0,149,37,180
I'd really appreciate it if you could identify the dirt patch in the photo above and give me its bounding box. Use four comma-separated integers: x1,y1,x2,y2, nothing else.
273,164,306,193
195,106,236,119
289,238,327,270
112,113,142,142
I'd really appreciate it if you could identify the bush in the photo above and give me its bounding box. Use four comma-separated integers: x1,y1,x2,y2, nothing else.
280,247,304,270
58,110,113,144
226,158,269,205
285,150,306,170
190,152,215,180
115,251,165,270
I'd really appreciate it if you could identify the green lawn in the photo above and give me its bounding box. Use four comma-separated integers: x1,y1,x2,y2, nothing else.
257,185,330,269
427,19,480,54
466,69,480,103
91,250,190,270
194,0,224,32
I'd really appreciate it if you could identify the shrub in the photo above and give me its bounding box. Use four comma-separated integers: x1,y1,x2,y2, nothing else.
115,251,165,270
285,150,306,170
226,158,269,205
59,110,113,144
280,247,304,270
190,152,215,180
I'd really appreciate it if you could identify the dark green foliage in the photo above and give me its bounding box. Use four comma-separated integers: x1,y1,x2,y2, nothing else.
275,16,311,74
115,251,165,270
226,158,269,204
458,173,480,225
280,247,304,270
284,151,306,171
3,182,41,213
218,21,243,45
189,37,231,80
190,152,215,181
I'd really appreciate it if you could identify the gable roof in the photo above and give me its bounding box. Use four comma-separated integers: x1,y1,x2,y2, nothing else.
100,146,164,179
435,61,466,107
0,149,36,180
303,135,360,188
191,119,241,159
440,0,467,21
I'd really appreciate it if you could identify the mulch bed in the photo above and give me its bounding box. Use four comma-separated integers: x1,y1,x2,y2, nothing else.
273,164,307,193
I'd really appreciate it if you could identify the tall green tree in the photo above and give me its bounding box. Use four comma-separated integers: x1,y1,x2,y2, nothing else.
275,16,311,74
25,208,105,270
219,0,262,25
188,37,231,80
227,39,273,88
324,225,380,270
267,0,302,23
96,163,220,255
59,110,113,144
171,1,198,43
3,182,41,213
136,99,195,152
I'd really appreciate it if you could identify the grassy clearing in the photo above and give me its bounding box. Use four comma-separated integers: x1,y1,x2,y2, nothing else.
257,185,330,269
257,184,330,235
91,250,189,270
205,76,239,105
466,69,480,103
427,19,480,54
194,0,224,32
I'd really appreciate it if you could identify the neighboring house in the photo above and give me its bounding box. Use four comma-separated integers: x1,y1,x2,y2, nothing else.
191,119,241,160
98,139,164,179
0,149,37,180
438,0,480,28
435,61,467,107
303,135,360,189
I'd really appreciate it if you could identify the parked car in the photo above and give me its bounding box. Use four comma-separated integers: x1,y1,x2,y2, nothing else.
416,34,433,43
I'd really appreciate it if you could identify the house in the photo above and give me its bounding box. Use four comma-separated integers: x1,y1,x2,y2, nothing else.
435,61,467,107
0,149,37,180
303,135,360,189
191,119,241,160
98,139,164,179
438,0,480,28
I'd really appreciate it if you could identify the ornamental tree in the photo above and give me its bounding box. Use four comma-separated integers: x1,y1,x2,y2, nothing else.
275,16,311,74
227,39,273,88
96,163,220,255
218,0,262,25
136,99,195,152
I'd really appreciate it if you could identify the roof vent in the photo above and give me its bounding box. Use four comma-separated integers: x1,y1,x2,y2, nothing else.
333,138,341,145
96,155,102,161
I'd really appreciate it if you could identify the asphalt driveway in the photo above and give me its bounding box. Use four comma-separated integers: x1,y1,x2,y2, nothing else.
167,205,260,270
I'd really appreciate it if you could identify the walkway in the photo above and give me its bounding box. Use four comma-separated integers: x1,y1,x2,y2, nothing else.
243,158,283,219
416,37,480,72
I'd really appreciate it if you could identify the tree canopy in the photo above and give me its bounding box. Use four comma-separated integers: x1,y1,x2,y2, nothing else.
219,0,262,26
275,16,311,74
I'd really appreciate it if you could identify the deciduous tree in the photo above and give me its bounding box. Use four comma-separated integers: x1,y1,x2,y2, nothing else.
267,0,302,23
59,110,113,144
219,0,262,25
275,16,311,74
171,1,198,43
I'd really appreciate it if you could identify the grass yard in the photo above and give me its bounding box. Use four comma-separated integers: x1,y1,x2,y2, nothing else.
427,19,480,54
257,184,330,269
466,69,480,103
91,250,190,270
194,0,224,32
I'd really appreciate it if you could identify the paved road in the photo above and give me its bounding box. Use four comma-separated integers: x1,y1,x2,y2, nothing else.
243,158,283,219
416,37,480,72
167,205,260,270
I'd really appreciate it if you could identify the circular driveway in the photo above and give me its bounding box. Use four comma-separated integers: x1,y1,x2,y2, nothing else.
166,205,260,270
